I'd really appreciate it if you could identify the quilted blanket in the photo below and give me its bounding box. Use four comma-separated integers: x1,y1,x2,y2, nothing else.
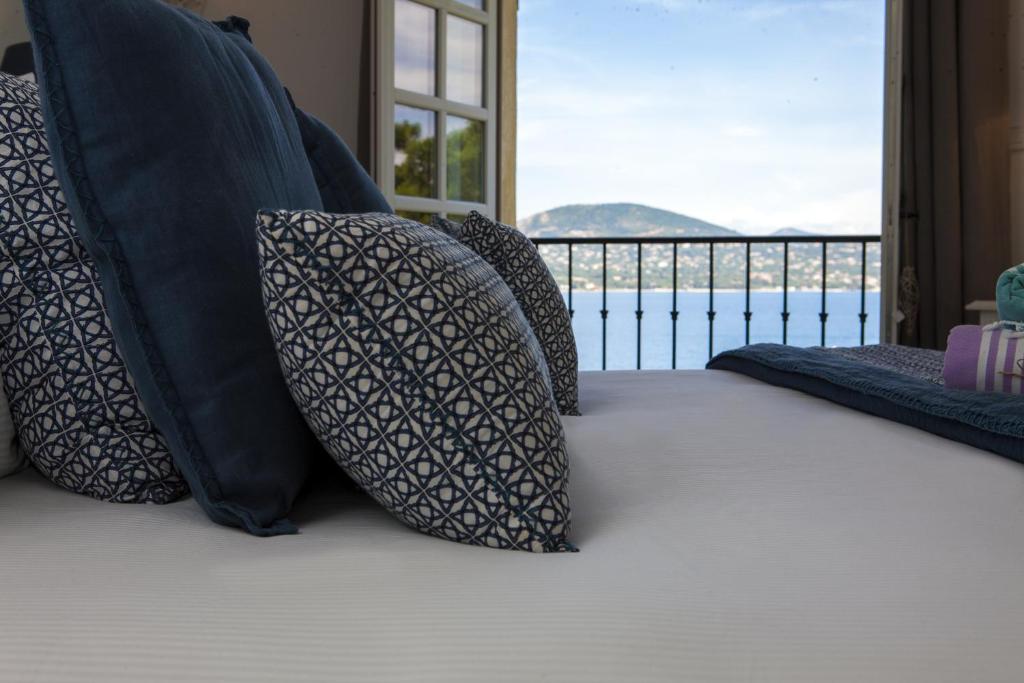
708,344,1024,464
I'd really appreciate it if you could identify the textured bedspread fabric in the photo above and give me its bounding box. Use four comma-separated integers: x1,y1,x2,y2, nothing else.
708,343,1024,463
2,370,1024,682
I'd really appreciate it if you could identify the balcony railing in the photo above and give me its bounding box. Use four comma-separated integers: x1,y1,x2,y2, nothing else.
531,235,883,370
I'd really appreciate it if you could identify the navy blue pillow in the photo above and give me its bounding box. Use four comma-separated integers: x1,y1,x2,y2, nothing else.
24,1,323,535
220,18,388,216
293,108,392,215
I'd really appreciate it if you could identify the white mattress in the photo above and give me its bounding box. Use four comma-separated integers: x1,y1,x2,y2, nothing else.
2,370,1024,682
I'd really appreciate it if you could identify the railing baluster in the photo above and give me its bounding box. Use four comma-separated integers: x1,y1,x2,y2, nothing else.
671,242,679,369
601,242,608,371
635,244,643,370
819,242,828,346
567,243,574,319
708,243,716,361
782,242,790,344
744,242,752,345
525,234,880,368
859,241,868,345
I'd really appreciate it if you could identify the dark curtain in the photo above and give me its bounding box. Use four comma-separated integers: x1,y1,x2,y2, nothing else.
898,0,1010,348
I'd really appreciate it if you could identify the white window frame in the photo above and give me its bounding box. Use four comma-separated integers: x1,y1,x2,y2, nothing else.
376,0,499,220
880,0,904,343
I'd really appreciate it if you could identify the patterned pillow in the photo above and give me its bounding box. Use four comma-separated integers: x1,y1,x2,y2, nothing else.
0,388,22,479
257,210,574,552
0,72,184,502
434,212,580,415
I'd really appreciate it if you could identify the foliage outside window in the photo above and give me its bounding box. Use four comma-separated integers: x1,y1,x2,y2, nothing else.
379,0,496,222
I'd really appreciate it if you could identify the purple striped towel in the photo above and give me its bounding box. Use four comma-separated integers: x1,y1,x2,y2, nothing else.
944,324,1024,393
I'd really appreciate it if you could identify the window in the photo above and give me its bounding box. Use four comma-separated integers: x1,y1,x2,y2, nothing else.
516,1,888,369
377,0,498,223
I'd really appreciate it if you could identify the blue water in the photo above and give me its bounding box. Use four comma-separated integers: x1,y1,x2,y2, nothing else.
566,289,881,370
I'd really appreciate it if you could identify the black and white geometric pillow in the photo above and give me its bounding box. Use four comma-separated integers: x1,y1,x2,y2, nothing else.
0,72,185,502
434,212,580,415
257,210,574,552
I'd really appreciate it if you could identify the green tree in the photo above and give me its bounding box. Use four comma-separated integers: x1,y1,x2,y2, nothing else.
446,120,483,203
395,121,435,198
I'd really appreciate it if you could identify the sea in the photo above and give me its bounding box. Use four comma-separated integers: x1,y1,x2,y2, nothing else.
564,289,881,370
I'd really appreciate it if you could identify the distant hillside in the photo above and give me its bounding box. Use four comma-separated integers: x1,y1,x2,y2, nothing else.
518,203,739,238
770,227,818,237
518,203,879,291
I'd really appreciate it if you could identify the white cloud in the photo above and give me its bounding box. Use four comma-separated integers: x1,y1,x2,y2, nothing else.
632,0,879,17
722,124,762,138
631,0,691,10
515,0,885,235
517,73,882,234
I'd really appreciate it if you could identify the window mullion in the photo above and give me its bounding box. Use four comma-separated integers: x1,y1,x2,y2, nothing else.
406,0,488,24
377,0,397,207
395,197,445,213
438,109,448,211
382,0,497,219
394,90,488,121
437,5,448,210
485,2,498,217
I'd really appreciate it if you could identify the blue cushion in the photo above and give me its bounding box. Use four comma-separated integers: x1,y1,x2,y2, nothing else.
257,210,574,552
220,18,389,216
434,212,580,415
708,343,1024,465
0,72,185,503
292,108,392,215
24,1,323,535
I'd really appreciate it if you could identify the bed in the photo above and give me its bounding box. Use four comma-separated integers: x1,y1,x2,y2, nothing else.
2,369,1023,682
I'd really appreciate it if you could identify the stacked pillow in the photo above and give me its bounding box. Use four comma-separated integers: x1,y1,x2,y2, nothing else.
15,0,575,549
434,212,580,415
0,389,19,479
257,211,574,551
293,107,393,215
0,72,184,501
25,1,338,534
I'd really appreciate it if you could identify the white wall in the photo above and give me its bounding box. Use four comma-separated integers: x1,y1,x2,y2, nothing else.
0,0,370,165
199,0,371,165
0,1,28,58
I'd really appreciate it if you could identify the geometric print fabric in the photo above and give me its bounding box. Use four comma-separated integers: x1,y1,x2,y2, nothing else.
435,212,580,415
257,210,573,551
0,72,184,503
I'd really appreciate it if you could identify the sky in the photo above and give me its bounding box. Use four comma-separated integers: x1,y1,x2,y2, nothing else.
516,0,887,234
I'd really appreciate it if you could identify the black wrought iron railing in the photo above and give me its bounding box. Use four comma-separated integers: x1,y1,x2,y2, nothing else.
531,235,882,370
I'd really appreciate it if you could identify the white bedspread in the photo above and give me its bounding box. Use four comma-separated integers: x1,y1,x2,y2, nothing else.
2,370,1023,682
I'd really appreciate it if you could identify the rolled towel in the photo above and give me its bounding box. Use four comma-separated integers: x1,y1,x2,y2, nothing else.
996,264,1024,322
944,324,1024,393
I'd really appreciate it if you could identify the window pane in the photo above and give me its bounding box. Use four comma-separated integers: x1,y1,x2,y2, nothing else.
395,105,436,198
395,0,435,95
397,210,435,225
446,213,468,224
447,116,484,202
446,15,484,106
456,0,484,9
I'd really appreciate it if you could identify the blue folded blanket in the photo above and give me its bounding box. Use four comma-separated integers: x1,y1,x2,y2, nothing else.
996,264,1024,322
708,343,1024,465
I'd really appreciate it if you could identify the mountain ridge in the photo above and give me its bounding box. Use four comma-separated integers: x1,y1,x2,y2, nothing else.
516,203,880,291
518,202,740,238
770,227,817,237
